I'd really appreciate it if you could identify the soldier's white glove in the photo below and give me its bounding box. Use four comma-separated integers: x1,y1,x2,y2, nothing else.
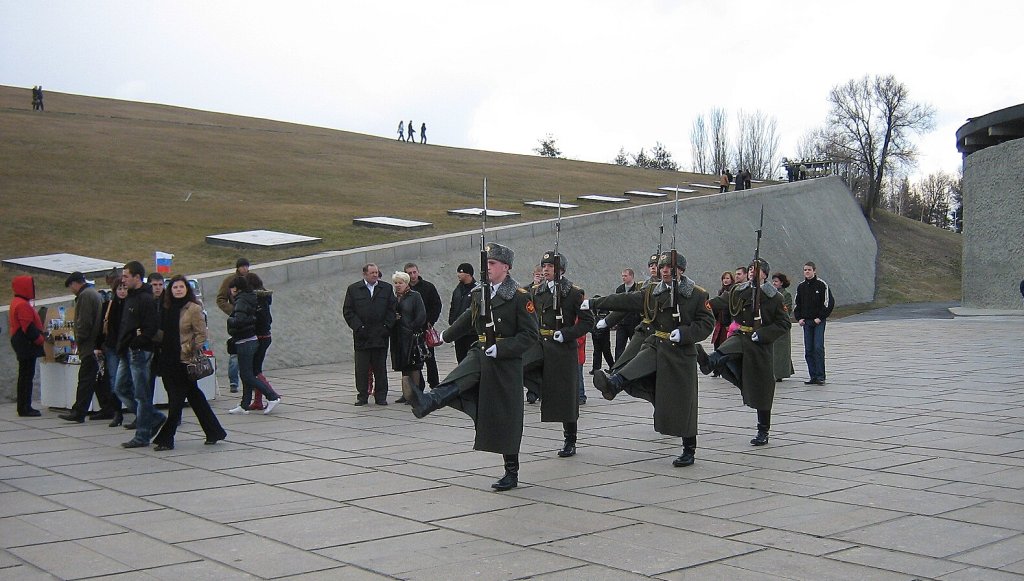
751,332,760,342
580,299,590,310
596,319,608,330
669,329,681,343
553,330,564,342
485,344,498,358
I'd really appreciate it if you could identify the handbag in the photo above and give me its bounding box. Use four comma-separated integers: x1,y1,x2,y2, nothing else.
424,326,442,348
186,347,215,381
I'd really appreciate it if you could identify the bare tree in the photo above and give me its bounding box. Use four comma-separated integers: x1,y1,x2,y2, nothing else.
534,133,562,158
613,147,630,166
825,75,935,219
689,114,709,173
709,108,729,174
736,110,781,180
916,171,954,228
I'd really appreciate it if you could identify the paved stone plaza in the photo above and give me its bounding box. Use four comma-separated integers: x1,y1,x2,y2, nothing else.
1,315,1022,580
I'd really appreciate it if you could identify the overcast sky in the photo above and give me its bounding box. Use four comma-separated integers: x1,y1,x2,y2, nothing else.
3,1,1020,181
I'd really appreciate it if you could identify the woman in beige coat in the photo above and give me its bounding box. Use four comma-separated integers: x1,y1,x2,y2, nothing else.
152,275,226,450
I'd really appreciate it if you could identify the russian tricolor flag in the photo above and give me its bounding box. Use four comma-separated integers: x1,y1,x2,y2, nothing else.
155,251,174,274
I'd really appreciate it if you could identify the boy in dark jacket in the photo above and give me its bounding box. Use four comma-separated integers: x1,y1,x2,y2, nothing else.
115,261,165,448
793,262,835,385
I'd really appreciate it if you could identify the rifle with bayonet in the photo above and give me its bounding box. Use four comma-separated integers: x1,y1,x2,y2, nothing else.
552,195,563,331
670,189,680,322
751,203,765,330
480,179,497,348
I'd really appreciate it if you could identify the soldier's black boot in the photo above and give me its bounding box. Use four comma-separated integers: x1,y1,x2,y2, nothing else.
673,436,697,467
558,422,577,457
407,382,459,419
751,409,770,446
492,454,519,491
695,344,713,375
593,370,625,400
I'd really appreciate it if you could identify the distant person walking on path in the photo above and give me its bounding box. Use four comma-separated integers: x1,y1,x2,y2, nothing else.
794,262,834,385
407,120,415,143
720,170,730,193
31,86,44,111
397,120,405,141
420,122,427,144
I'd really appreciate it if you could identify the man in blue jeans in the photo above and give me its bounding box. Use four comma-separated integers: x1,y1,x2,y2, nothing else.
115,261,165,448
793,262,835,385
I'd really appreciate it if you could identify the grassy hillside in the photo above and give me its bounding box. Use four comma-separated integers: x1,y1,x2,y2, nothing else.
1,86,728,300
0,86,961,309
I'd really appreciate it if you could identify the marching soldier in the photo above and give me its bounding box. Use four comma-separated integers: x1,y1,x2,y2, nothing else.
595,252,661,372
405,243,539,490
585,252,715,467
697,258,791,446
523,251,594,458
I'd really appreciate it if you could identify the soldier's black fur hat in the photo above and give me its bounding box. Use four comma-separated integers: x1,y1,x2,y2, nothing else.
540,251,567,272
486,243,514,267
658,252,686,270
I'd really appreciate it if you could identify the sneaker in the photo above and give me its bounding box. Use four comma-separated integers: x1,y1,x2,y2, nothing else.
264,399,281,414
229,384,239,393
228,406,249,415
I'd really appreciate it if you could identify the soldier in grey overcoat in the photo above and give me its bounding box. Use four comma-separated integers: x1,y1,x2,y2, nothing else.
587,253,715,467
523,251,594,457
698,258,792,446
405,243,539,490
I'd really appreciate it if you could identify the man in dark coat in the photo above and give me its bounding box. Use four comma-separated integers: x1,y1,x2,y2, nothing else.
698,258,791,446
613,268,640,360
793,261,835,385
588,252,715,467
598,252,661,373
447,263,476,362
405,243,539,491
405,263,443,388
342,263,397,405
523,251,594,457
59,272,119,422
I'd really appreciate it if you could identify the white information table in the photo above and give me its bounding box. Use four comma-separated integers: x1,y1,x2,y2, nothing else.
40,359,218,410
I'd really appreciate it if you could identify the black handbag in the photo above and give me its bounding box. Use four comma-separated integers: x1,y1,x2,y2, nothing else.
186,344,215,381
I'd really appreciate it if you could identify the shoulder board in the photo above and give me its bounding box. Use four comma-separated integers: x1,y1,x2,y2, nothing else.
572,284,583,291
517,287,529,294
694,285,707,294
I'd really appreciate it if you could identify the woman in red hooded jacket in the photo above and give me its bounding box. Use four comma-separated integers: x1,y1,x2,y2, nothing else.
9,275,46,416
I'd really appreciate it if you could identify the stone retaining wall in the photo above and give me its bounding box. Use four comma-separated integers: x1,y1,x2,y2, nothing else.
1,176,875,401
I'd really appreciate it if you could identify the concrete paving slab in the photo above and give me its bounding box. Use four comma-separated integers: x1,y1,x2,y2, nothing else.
1,315,1023,579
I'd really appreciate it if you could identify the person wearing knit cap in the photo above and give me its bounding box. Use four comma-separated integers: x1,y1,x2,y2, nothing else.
697,257,792,447
447,262,477,363
405,242,539,491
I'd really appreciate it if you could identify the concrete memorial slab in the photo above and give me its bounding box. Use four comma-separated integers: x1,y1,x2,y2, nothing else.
658,186,697,194
205,229,322,249
447,208,521,218
578,195,629,203
624,190,668,198
688,183,720,189
1,253,122,277
352,217,432,230
524,201,579,210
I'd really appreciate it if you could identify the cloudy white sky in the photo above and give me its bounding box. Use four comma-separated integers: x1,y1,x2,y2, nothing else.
2,1,1020,181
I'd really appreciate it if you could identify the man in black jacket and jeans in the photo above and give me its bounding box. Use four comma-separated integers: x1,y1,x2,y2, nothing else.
793,262,835,385
115,261,165,448
448,263,476,363
343,263,397,405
